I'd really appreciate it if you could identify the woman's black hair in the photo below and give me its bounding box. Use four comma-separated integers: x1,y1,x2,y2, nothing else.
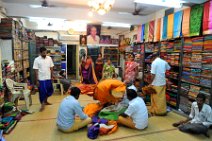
130,53,135,58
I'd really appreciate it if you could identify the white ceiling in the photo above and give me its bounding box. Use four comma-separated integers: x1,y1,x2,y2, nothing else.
1,0,208,26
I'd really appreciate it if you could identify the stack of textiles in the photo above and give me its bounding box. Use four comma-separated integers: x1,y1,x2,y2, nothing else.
179,96,190,114
98,104,127,120
174,40,182,52
160,41,168,52
191,37,204,52
163,53,179,66
166,42,174,52
145,44,154,52
182,53,191,67
153,44,159,52
202,53,212,68
181,83,190,97
199,88,211,104
167,84,178,93
203,35,212,51
190,54,202,68
188,85,200,100
200,69,212,88
76,84,97,95
168,93,177,107
0,102,23,134
145,54,153,63
184,38,192,52
182,68,201,84
166,71,179,79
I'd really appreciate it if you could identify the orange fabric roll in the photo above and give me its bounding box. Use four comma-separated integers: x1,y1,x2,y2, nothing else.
83,103,103,117
93,79,126,104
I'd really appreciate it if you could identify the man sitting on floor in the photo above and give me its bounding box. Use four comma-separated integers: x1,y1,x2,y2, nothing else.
173,94,212,137
118,89,148,130
57,87,91,133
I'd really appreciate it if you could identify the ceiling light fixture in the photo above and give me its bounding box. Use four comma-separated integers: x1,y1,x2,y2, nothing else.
134,0,184,8
88,0,115,15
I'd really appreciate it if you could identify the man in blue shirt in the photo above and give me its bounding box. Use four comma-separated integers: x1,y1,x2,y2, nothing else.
57,87,91,133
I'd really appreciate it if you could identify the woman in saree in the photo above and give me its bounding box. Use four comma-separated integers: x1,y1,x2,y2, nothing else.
80,56,98,84
95,53,104,81
102,59,115,80
124,53,139,83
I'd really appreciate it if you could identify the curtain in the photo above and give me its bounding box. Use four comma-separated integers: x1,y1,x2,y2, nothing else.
154,18,161,42
173,11,183,38
167,14,174,39
190,4,203,36
182,8,191,37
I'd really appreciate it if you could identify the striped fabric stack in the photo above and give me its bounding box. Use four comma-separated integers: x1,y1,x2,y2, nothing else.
174,40,182,52
203,35,212,51
184,38,192,52
191,37,204,52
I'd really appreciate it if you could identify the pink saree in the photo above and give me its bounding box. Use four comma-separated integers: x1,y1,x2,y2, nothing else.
124,61,139,83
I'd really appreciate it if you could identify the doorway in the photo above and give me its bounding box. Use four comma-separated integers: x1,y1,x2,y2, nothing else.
67,45,77,79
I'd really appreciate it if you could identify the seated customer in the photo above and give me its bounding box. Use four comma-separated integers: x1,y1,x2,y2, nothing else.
118,89,148,130
173,94,212,137
57,87,91,133
59,70,71,93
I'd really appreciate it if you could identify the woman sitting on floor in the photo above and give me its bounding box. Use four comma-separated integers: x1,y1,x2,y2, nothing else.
118,89,148,130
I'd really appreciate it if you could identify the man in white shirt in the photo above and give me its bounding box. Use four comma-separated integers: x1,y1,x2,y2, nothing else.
173,94,212,137
118,89,148,130
149,53,170,116
57,87,91,133
33,47,54,111
87,26,100,45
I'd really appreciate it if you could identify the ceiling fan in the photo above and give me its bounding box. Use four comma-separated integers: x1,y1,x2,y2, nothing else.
119,3,148,16
30,0,56,8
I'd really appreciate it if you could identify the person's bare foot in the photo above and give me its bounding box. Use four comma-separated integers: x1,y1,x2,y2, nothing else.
45,101,52,105
40,105,45,112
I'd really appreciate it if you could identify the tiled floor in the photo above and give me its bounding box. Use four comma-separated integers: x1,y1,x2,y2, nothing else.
4,93,212,141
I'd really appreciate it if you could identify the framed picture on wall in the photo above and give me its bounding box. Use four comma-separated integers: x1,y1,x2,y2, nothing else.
87,24,101,45
80,35,87,46
100,35,111,44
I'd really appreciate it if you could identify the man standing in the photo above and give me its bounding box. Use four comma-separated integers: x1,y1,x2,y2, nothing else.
149,53,170,116
33,47,54,111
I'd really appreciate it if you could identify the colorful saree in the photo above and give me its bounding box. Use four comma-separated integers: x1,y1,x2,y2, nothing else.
150,85,167,115
149,20,155,42
173,11,183,38
167,14,174,39
141,24,145,42
190,4,203,36
145,23,149,42
102,64,115,79
95,58,104,81
154,18,161,42
93,79,126,104
182,8,191,37
203,1,212,35
124,61,139,83
162,16,168,40
80,58,98,84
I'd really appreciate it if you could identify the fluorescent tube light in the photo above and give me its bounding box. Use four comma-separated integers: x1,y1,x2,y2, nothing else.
134,0,183,8
102,22,131,28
